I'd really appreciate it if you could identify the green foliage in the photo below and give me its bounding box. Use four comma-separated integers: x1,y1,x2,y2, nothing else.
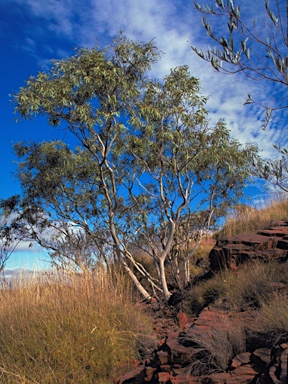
0,216,21,274
192,0,288,192
254,151,288,194
2,34,258,300
192,0,287,91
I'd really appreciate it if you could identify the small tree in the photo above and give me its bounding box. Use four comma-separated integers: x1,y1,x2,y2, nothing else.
5,35,257,300
191,0,288,191
0,214,21,275
1,143,114,275
43,225,112,275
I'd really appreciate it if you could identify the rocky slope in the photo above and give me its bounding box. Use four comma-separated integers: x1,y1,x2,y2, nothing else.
116,220,288,384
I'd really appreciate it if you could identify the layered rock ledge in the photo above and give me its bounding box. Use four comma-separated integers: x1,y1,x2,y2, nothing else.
209,220,288,272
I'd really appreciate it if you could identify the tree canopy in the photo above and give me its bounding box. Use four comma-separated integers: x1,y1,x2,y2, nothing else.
1,35,258,300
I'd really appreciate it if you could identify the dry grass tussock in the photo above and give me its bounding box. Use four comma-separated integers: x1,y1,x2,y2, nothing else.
218,196,288,237
184,260,288,375
0,270,154,384
187,260,288,315
186,320,246,375
252,292,288,344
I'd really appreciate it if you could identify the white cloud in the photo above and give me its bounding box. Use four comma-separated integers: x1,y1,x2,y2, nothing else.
13,0,286,160
11,241,42,253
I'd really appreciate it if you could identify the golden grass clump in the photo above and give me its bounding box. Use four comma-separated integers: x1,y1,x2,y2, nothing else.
218,196,288,237
252,292,288,343
217,261,288,311
0,270,154,384
187,260,288,315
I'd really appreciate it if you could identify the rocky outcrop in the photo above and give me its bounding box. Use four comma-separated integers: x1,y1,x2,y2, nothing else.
116,304,288,383
209,220,288,272
116,220,288,384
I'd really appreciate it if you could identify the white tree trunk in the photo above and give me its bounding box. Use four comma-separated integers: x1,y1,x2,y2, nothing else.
184,259,190,287
159,257,171,300
121,259,152,301
184,229,203,286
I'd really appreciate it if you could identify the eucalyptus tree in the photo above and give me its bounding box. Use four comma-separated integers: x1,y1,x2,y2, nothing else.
191,0,288,192
127,65,257,292
4,35,257,300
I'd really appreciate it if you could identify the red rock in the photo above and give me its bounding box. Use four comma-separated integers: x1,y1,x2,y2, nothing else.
177,310,188,332
277,239,288,249
209,371,232,383
168,331,181,339
258,228,288,237
228,364,258,382
172,367,188,376
188,324,211,337
269,364,278,383
161,364,172,372
238,233,277,247
170,374,200,383
157,350,169,365
166,333,191,362
209,221,288,272
268,221,288,227
144,366,157,382
116,365,146,384
159,337,167,346
113,358,141,381
280,349,288,383
252,348,271,366
230,352,251,368
158,371,172,383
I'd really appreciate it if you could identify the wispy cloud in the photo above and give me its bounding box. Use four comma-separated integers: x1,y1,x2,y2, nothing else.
10,0,286,159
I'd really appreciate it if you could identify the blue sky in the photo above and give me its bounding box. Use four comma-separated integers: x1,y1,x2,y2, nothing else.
1,0,286,269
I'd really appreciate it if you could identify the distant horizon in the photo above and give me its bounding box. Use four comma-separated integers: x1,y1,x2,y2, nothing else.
4,249,52,271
